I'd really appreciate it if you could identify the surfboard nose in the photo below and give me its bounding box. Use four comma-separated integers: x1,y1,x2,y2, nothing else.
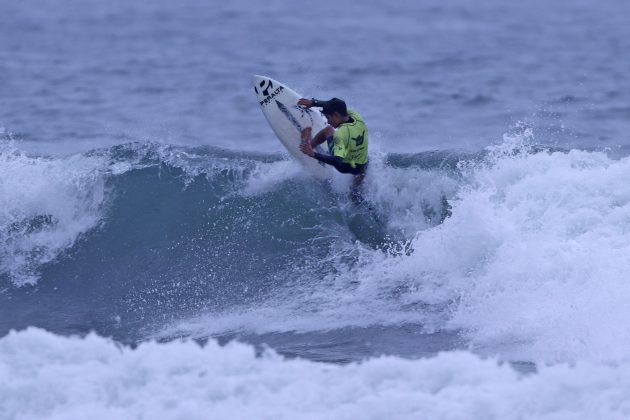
253,75,264,86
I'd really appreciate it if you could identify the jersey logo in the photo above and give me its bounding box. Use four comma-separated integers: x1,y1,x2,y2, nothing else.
352,131,365,146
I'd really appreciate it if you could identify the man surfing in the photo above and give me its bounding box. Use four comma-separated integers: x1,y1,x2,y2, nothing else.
297,97,368,203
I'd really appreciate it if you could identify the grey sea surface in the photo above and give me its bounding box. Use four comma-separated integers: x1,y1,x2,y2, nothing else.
2,0,629,154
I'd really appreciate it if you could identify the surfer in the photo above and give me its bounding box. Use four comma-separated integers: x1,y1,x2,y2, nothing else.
298,97,368,203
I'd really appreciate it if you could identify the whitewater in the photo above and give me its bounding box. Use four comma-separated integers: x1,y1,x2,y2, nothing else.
3,0,630,418
3,328,630,420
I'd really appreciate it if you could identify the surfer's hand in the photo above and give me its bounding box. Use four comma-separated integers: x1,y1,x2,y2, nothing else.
300,142,314,157
297,98,314,108
300,130,315,157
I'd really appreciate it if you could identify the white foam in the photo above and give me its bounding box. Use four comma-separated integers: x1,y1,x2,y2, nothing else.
445,145,630,363
2,328,630,420
165,131,630,365
240,159,304,197
365,150,459,235
354,131,630,363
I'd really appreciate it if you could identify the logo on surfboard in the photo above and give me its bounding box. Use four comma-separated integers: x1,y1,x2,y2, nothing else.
255,79,273,96
256,79,284,107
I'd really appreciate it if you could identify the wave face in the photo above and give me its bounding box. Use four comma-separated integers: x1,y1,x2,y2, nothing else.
0,138,456,345
3,129,630,366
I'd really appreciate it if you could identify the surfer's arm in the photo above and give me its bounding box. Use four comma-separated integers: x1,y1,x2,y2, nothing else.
297,98,328,108
300,129,329,160
311,98,327,107
301,126,333,149
311,126,334,147
312,153,358,175
297,98,333,147
301,131,358,175
300,140,349,172
313,153,343,166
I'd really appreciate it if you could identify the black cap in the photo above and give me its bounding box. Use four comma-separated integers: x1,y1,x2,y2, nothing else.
321,98,347,116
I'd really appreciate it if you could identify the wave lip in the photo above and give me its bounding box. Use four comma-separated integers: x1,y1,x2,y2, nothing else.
0,142,108,285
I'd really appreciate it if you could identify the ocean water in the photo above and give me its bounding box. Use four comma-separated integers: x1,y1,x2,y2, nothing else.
2,0,630,418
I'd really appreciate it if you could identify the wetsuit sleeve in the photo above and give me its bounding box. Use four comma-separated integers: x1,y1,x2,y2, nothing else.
313,153,345,167
312,98,327,108
312,153,356,174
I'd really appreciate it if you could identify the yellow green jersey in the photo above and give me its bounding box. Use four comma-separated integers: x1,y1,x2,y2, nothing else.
327,109,368,168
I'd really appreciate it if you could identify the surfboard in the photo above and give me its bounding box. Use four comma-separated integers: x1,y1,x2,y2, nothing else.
253,75,332,179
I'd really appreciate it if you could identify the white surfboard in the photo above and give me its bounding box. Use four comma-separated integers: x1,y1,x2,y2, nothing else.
253,75,332,179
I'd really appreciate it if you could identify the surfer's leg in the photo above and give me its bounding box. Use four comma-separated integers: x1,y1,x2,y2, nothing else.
439,195,452,223
350,173,365,205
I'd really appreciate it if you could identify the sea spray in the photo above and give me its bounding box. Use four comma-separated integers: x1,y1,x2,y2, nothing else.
0,140,109,285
